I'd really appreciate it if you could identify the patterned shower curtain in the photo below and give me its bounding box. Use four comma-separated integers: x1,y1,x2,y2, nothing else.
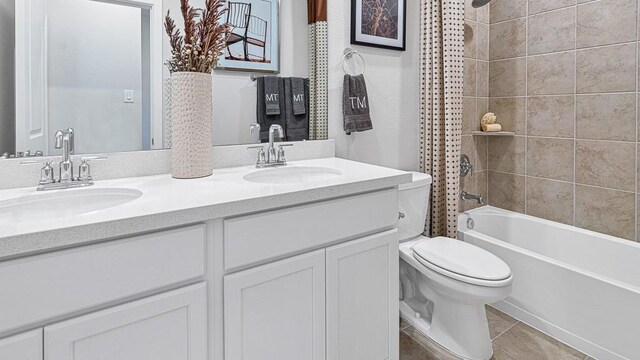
419,0,465,238
307,0,328,140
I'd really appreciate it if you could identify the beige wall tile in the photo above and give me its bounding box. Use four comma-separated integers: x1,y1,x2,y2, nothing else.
576,43,636,93
461,135,488,171
465,0,477,21
527,96,575,137
460,170,488,211
528,52,576,95
526,177,574,225
477,61,489,97
463,97,479,135
576,140,636,191
528,0,575,15
477,3,490,23
528,8,576,55
490,58,527,97
488,136,526,174
490,0,527,23
465,21,477,59
489,97,526,135
576,93,636,142
477,23,489,61
490,19,526,60
477,97,489,122
464,58,477,96
576,185,636,240
488,171,526,213
577,0,637,48
527,137,575,181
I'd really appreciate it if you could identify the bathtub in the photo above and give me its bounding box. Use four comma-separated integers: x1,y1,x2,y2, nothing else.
458,206,640,360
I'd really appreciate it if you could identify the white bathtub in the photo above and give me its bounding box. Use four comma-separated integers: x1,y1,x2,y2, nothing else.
458,206,640,360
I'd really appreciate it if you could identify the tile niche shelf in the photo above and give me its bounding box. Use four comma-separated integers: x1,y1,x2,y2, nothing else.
471,131,515,137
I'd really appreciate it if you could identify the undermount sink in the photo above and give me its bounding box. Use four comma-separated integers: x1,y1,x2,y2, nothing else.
243,166,342,184
0,188,142,225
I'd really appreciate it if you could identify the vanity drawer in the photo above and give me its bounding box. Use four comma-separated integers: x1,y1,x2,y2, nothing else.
0,224,206,335
224,189,398,270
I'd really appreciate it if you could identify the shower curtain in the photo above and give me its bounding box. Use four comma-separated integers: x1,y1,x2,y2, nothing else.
307,0,328,140
419,0,465,238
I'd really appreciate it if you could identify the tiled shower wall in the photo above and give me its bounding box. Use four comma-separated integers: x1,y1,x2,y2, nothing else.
466,0,640,241
460,0,490,212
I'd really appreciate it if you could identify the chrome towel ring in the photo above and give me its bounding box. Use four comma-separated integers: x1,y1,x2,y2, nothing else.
342,48,366,76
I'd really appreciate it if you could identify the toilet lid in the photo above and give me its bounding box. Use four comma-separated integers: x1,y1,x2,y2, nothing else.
412,237,512,282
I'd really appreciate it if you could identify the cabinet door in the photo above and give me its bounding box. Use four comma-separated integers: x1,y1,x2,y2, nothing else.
0,329,43,360
44,283,207,360
225,250,325,360
326,230,399,360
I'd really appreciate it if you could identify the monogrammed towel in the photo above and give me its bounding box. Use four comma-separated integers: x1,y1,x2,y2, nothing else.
342,74,372,135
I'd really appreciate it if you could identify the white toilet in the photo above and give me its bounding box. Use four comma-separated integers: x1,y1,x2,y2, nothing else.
398,172,513,360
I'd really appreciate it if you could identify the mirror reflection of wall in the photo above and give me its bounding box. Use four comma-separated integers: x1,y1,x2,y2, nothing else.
1,0,320,157
47,0,149,154
162,0,309,146
0,0,15,155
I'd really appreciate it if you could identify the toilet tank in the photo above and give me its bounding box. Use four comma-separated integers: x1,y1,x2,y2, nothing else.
398,172,432,242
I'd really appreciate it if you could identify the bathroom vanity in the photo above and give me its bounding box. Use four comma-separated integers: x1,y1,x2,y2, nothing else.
0,157,410,360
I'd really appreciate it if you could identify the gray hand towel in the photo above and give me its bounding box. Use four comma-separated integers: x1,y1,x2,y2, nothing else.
257,77,286,142
264,76,281,115
291,77,306,115
283,77,310,141
342,74,372,135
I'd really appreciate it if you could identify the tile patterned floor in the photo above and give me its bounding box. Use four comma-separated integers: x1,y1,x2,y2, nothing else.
400,306,591,360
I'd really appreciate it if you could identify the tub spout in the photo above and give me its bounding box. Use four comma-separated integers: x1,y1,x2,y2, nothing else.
461,191,485,205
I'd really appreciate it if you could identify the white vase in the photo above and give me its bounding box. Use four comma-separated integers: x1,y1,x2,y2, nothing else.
170,72,214,179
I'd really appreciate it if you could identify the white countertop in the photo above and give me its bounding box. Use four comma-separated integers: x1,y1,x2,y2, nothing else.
0,157,411,260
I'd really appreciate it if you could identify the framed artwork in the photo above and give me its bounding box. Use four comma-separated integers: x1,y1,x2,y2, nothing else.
217,0,280,72
351,0,406,51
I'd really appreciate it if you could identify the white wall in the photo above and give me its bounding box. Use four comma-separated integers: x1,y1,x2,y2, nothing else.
328,0,421,171
162,0,308,146
47,0,143,154
0,0,15,154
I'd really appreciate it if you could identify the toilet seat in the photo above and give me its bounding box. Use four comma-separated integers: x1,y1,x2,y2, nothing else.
412,236,512,288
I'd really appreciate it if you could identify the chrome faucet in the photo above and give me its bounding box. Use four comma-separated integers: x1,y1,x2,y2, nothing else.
54,128,74,182
461,191,485,205
267,124,284,163
247,124,292,168
21,129,106,191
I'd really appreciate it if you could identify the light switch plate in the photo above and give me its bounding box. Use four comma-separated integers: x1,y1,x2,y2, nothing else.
124,90,134,103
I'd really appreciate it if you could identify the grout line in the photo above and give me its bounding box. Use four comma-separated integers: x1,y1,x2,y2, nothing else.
489,40,637,63
491,320,520,341
524,0,529,214
489,169,637,194
573,1,578,226
635,1,639,242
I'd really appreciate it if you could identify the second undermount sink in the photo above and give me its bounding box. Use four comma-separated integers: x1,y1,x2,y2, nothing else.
243,166,343,184
0,188,143,225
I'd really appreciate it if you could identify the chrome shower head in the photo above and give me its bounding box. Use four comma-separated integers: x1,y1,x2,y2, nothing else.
471,0,491,8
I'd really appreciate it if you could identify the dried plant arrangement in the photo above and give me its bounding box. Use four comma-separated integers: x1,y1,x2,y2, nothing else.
165,0,230,74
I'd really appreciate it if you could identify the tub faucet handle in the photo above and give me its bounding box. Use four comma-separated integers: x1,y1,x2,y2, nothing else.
460,154,473,177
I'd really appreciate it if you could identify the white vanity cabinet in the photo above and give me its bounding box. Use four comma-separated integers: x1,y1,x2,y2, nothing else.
222,189,400,360
44,283,207,360
224,250,326,360
326,230,398,360
0,329,43,360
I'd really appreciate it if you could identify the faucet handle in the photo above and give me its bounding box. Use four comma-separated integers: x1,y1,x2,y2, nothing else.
247,146,266,166
77,156,107,182
277,144,293,163
80,156,107,161
21,160,55,185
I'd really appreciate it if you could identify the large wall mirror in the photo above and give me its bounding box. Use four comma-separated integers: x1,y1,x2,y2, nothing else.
0,0,328,157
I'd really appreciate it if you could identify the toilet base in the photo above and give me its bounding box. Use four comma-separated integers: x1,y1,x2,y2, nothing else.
400,296,493,360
